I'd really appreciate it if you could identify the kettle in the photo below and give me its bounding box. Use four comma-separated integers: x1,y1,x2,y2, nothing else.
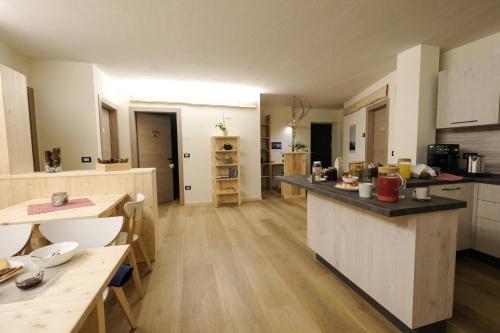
464,153,485,174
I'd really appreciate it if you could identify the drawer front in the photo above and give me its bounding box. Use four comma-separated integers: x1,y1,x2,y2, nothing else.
476,200,500,222
475,217,500,258
478,183,500,203
430,184,469,200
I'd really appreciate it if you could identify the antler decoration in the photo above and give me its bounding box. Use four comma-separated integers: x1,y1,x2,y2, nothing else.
289,96,312,151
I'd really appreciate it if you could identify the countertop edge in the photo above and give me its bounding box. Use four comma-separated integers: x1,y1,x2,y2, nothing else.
278,176,467,218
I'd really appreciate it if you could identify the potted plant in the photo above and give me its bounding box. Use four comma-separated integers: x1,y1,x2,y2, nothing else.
291,142,307,152
215,122,228,136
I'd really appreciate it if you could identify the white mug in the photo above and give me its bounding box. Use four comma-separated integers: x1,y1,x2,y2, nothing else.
359,182,373,198
413,187,430,200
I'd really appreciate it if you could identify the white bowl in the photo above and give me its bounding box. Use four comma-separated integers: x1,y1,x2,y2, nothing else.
342,176,359,183
30,241,79,267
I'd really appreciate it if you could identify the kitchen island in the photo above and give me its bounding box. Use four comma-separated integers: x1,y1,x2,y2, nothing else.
278,176,467,332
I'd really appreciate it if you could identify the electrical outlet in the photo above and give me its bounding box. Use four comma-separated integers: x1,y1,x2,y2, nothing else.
184,153,191,158
81,157,92,163
185,185,192,190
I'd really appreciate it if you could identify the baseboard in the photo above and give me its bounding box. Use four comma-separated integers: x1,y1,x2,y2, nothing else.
457,248,500,267
316,254,447,333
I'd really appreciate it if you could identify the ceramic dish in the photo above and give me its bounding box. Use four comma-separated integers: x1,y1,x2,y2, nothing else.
30,242,78,267
342,176,359,184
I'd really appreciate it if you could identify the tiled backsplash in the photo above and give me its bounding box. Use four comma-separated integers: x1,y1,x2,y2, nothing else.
436,125,500,174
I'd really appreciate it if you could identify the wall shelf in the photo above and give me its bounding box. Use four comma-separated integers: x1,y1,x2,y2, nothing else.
212,136,241,207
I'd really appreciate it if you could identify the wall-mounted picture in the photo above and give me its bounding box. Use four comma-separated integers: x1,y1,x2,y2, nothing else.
271,141,282,149
349,125,356,152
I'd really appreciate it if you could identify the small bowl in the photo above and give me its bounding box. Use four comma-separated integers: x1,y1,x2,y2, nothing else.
30,242,78,267
342,176,359,184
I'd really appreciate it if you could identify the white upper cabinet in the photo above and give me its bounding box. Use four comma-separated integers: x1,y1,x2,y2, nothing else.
437,54,500,129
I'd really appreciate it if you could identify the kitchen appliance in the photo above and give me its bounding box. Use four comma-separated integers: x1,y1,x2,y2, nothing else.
463,153,485,174
427,144,460,172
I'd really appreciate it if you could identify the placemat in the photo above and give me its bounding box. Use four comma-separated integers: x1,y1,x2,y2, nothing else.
27,198,95,215
0,255,71,305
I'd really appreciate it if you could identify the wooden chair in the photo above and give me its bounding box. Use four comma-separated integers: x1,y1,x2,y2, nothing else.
117,193,153,273
0,224,32,258
39,217,140,329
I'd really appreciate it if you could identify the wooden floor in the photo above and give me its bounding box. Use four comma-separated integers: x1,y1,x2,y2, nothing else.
106,194,500,333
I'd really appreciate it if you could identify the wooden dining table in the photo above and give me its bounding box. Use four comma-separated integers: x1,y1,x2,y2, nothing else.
0,245,130,333
0,193,128,226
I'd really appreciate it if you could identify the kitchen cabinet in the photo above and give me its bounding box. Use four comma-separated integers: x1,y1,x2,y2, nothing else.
436,54,500,129
430,183,474,250
475,183,500,258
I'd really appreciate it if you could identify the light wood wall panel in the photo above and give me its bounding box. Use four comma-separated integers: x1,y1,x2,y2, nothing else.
436,125,500,173
0,169,158,260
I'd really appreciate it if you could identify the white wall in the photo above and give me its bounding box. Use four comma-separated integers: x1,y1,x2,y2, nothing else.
344,72,397,163
29,60,99,170
440,31,500,70
342,109,366,170
0,39,29,76
260,105,344,170
123,102,261,204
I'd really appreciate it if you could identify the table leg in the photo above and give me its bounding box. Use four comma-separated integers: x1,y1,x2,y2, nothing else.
128,247,145,298
96,293,106,333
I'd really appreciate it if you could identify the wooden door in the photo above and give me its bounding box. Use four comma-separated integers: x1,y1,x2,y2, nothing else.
366,106,388,165
136,113,174,203
99,103,119,160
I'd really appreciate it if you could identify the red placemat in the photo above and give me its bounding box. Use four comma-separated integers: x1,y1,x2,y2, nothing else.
27,198,95,215
434,173,464,181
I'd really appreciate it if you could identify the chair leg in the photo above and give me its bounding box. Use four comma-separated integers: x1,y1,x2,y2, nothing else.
111,287,137,329
128,247,145,298
96,292,106,333
136,238,153,272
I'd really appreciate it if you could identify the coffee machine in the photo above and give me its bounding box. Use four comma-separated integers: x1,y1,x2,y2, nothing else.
427,144,460,173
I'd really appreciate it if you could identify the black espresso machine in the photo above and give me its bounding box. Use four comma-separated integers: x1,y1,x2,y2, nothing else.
427,144,460,173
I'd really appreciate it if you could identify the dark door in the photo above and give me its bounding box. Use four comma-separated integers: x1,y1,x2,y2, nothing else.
311,123,332,168
136,113,175,203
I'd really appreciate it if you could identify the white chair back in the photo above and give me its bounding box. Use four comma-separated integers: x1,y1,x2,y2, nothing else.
0,224,32,257
39,217,123,250
124,193,145,238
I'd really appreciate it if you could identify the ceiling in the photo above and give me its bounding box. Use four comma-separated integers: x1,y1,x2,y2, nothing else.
1,0,499,108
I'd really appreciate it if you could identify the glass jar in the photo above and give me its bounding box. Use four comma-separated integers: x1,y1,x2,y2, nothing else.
377,166,406,202
398,158,412,179
312,161,322,176
349,161,365,178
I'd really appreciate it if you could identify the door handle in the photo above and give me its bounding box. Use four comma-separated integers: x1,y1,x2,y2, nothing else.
168,158,175,169
450,120,478,125
441,187,462,191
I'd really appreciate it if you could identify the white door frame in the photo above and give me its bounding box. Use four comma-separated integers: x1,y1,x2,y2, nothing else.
129,106,184,206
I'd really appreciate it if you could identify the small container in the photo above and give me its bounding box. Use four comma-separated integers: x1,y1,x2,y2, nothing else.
312,161,322,176
377,166,406,202
349,161,365,178
397,158,412,179
51,192,69,207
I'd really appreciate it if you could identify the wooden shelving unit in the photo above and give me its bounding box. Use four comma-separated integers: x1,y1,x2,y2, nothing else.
211,136,241,207
261,115,272,190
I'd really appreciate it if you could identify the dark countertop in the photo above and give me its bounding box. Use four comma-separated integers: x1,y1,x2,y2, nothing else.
407,174,500,188
278,176,467,217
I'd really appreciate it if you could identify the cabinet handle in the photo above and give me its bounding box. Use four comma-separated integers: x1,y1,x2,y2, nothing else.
442,187,462,191
450,120,478,125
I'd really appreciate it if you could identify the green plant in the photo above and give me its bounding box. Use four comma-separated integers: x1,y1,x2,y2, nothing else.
290,141,307,151
215,122,228,135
